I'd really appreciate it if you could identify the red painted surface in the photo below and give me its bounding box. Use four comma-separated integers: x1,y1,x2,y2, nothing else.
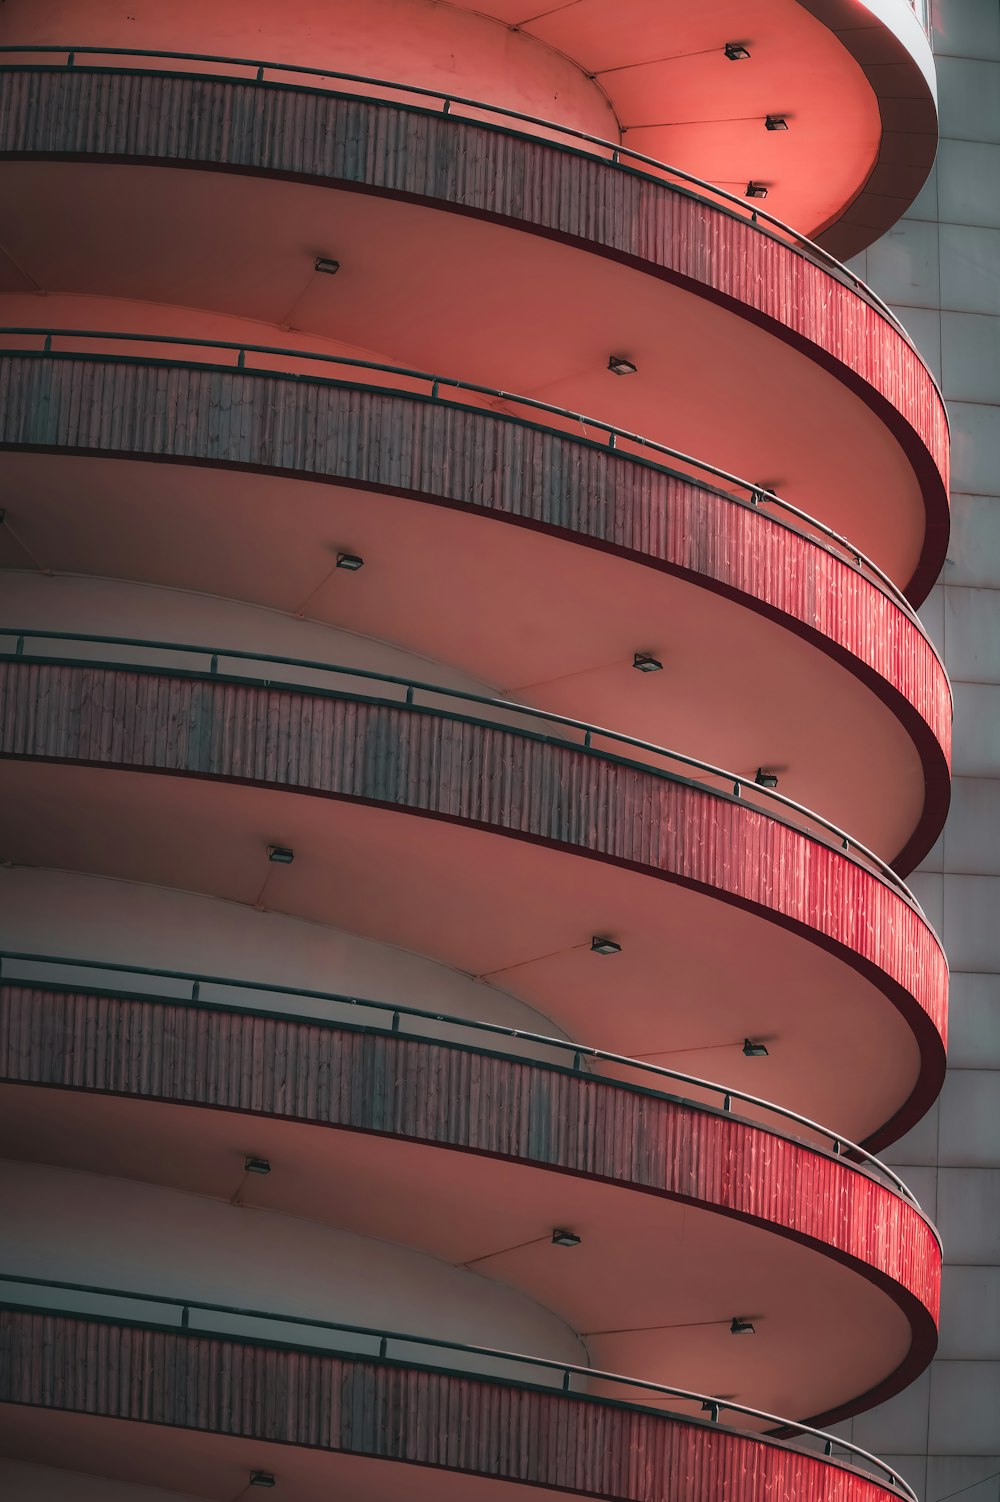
0,661,948,1091
0,0,939,251
0,353,952,861
0,983,942,1339
0,67,949,598
0,1310,914,1502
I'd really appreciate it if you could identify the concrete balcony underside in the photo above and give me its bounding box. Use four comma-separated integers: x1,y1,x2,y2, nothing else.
0,982,941,1425
0,660,946,1147
0,67,949,599
0,0,939,250
435,0,939,255
0,353,952,870
0,1311,916,1502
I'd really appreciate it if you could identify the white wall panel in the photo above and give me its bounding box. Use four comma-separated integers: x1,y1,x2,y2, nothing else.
937,1266,1000,1358
940,778,1000,873
947,972,1000,1068
947,500,1000,589
942,876,1000,971
936,1170,1000,1263
936,1070,1000,1165
943,588,1000,682
941,313,1000,402
935,57,1000,145
926,1455,1000,1502
947,400,1000,493
866,220,940,307
931,1,1000,61
951,684,1000,780
928,1361,1000,1453
937,140,1000,229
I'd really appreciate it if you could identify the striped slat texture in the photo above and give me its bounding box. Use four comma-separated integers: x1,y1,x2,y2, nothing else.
0,1310,907,1502
0,69,949,502
0,661,949,1062
0,982,942,1337
0,354,952,847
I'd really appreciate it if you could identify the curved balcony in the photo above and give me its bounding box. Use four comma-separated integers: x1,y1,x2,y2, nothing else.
0,1276,919,1502
0,951,941,1424
0,56,948,597
0,632,947,1146
0,332,952,868
0,0,937,253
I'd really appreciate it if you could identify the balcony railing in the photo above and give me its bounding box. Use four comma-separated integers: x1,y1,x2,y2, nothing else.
0,949,936,1227
0,44,934,365
0,627,934,924
0,327,947,661
0,1271,918,1499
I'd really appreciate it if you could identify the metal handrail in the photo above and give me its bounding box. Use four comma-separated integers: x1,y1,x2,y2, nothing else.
0,327,947,669
0,947,935,1228
0,45,938,370
0,626,932,919
0,1271,916,1500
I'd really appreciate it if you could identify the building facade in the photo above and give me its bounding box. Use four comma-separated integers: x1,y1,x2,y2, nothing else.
0,4,967,1502
835,2,1000,1496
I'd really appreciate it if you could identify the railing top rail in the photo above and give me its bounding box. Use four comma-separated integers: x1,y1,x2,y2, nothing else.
0,1270,916,1500
0,625,933,926
0,946,937,1234
0,44,944,392
0,326,948,670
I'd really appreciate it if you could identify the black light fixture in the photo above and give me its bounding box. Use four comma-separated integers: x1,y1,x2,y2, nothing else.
244,1155,272,1175
335,551,364,571
267,845,295,865
754,768,778,789
633,652,663,673
591,936,622,956
608,354,638,376
249,1474,276,1489
552,1228,582,1248
765,115,789,131
745,181,768,199
314,256,340,275
724,42,751,61
743,1039,769,1058
730,1318,756,1335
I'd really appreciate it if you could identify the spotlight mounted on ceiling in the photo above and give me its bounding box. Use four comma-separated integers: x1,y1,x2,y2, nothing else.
632,652,663,673
743,1039,769,1058
730,1317,756,1335
591,936,622,956
724,42,751,61
754,768,779,789
552,1228,582,1247
267,845,295,865
244,1156,272,1175
335,552,364,571
745,182,768,199
608,354,638,376
314,256,341,275
765,115,789,131
249,1474,277,1489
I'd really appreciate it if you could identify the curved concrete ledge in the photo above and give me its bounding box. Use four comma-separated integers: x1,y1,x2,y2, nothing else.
0,1309,915,1502
0,659,948,1147
801,0,938,258
0,979,941,1425
0,353,952,871
0,66,949,599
